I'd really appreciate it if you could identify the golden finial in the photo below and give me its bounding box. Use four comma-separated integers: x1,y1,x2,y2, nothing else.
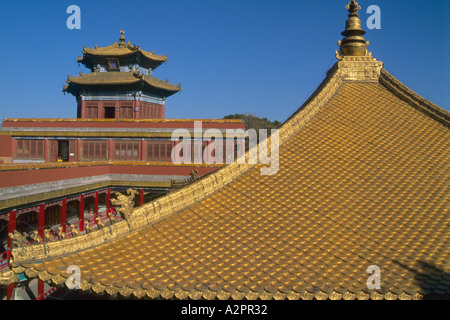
119,30,126,45
337,0,369,58
345,0,361,15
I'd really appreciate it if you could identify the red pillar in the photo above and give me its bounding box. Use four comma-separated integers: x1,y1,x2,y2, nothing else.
44,139,50,163
134,97,140,119
38,204,45,239
77,139,82,162
108,139,115,160
7,283,15,300
106,188,111,218
80,99,86,118
94,191,99,220
61,198,67,233
6,210,17,300
79,195,84,231
7,210,17,261
115,103,120,119
140,139,147,161
139,189,144,206
37,279,44,300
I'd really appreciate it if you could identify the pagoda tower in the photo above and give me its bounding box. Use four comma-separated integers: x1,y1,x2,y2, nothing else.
63,30,181,120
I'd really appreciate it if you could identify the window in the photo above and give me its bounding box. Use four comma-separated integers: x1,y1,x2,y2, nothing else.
86,107,98,118
114,140,140,160
147,140,172,161
107,58,120,71
85,101,99,119
81,140,108,160
120,101,133,119
15,139,44,159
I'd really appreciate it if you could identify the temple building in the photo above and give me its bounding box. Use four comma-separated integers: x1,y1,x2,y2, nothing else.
0,31,244,299
0,30,244,165
1,1,449,300
66,30,179,120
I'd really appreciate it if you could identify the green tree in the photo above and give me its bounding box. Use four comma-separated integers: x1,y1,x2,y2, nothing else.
223,113,281,131
223,113,281,151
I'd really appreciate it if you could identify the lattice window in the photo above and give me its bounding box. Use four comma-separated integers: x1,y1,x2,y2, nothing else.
86,107,98,118
85,102,99,119
15,139,44,159
82,140,108,160
120,101,133,119
114,140,139,160
147,140,173,161
140,102,149,118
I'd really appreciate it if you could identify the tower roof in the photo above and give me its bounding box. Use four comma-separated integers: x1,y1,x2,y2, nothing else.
77,30,169,70
63,71,181,97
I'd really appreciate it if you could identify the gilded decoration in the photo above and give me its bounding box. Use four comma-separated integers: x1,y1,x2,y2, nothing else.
336,57,383,82
110,188,138,220
0,268,19,286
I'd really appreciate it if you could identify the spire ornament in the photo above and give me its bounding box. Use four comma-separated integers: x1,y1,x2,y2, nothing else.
336,0,370,59
346,0,361,16
119,30,126,45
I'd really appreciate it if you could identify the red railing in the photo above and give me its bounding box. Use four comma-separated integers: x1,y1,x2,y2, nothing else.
0,252,8,270
0,208,123,271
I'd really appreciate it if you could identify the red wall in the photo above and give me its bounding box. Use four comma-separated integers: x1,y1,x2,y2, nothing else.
0,164,218,188
0,136,12,157
2,120,245,130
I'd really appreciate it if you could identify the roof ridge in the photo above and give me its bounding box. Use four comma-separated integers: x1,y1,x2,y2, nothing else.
379,69,450,127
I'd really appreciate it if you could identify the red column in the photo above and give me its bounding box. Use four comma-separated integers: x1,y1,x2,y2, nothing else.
7,283,15,300
37,279,44,300
140,139,147,161
106,188,111,218
61,199,67,233
77,139,82,162
139,189,144,206
7,210,17,247
79,195,84,231
38,204,45,239
80,99,86,118
108,139,115,160
7,210,16,262
44,139,50,163
134,97,140,119
94,191,99,221
115,103,120,119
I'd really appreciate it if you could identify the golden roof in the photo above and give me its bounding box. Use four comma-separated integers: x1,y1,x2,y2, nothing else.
64,71,181,96
11,55,450,300
78,30,168,69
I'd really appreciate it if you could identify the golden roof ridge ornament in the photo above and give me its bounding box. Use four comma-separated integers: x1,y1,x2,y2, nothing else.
336,0,370,59
119,30,126,46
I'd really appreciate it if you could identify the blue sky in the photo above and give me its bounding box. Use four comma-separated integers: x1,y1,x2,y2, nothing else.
0,0,448,123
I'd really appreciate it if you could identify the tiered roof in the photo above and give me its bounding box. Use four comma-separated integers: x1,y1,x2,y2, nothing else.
63,71,181,97
77,30,168,70
9,1,450,300
63,30,181,97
